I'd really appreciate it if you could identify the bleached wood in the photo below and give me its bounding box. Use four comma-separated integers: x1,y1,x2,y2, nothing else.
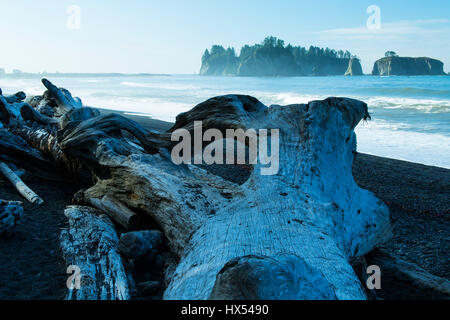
0,94,31,121
0,161,44,205
85,195,138,229
60,206,130,300
41,78,82,116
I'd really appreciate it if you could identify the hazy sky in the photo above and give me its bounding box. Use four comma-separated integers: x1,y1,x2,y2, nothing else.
1,0,449,74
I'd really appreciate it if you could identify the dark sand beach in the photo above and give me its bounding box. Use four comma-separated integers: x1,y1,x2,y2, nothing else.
0,111,448,299
0,178,78,299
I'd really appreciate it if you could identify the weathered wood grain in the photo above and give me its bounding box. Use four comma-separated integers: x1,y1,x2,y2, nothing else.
60,206,130,300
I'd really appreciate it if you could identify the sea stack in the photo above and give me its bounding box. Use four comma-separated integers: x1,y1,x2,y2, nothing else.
345,58,363,76
200,37,357,77
372,56,445,76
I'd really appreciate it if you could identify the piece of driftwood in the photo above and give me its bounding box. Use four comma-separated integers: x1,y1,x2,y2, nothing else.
0,95,30,121
0,161,43,205
20,103,59,126
0,95,14,123
366,249,450,300
0,200,23,235
85,195,139,230
41,78,82,116
7,80,392,300
5,91,26,104
60,206,130,300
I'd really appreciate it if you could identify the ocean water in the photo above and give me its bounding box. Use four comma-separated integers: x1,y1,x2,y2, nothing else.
0,75,449,168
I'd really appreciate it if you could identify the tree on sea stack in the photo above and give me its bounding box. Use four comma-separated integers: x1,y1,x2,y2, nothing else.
1,79,392,300
385,51,398,57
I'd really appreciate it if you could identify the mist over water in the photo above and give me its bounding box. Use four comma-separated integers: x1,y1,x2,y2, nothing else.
0,75,449,168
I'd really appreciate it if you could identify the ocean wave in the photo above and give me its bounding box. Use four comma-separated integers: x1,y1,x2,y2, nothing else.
256,92,450,114
120,81,201,91
82,79,105,83
356,123,450,169
83,96,190,122
365,96,450,113
357,87,450,98
262,92,325,105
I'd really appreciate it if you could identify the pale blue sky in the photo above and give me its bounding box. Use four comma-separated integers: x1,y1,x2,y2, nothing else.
0,0,449,74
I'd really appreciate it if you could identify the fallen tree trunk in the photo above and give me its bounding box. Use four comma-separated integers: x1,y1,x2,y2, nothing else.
60,206,130,300
0,161,44,205
5,79,392,300
85,195,139,230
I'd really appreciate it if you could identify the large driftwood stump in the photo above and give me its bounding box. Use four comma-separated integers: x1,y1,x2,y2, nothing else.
2,79,392,300
62,96,392,299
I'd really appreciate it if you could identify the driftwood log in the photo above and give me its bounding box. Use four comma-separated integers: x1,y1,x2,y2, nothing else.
0,161,43,205
85,195,139,230
60,206,130,300
1,79,392,300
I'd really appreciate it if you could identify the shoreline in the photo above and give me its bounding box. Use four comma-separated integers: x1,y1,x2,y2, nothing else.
1,73,449,79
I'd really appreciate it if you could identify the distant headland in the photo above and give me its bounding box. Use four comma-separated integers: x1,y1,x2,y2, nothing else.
200,36,363,77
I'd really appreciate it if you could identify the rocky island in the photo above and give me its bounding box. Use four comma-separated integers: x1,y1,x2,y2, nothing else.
345,58,364,76
200,37,363,77
372,52,445,76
